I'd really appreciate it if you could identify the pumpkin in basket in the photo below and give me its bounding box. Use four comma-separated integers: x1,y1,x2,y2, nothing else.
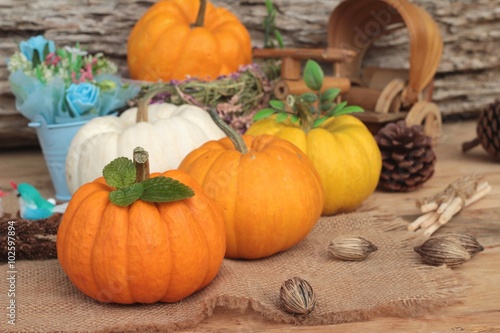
127,0,252,82
178,109,324,260
246,60,382,216
57,147,226,304
65,88,225,194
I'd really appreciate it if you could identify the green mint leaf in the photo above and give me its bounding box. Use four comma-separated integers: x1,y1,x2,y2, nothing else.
269,100,286,111
303,60,323,91
300,92,318,104
103,157,136,189
328,101,348,116
291,115,300,123
109,183,144,207
333,105,365,116
276,112,288,122
321,101,334,112
253,108,276,121
321,88,341,102
140,177,194,203
313,117,329,128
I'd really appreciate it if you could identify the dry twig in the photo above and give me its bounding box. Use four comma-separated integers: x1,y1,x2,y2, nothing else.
409,175,492,236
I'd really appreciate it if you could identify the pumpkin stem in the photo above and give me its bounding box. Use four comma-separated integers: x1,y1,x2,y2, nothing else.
208,108,248,154
295,100,312,133
193,0,207,27
137,86,173,123
134,147,150,183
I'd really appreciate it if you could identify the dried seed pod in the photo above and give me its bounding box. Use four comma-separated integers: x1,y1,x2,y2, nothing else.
328,236,378,261
280,277,316,315
414,237,471,267
434,233,484,257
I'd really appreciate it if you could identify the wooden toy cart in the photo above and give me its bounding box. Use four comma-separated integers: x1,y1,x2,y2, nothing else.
253,47,356,99
254,0,444,145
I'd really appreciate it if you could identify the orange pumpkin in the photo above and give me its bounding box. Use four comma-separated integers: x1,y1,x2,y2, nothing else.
57,150,226,304
127,0,253,82
178,109,324,259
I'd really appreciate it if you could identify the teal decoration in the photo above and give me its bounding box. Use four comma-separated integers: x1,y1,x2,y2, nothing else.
14,182,55,220
65,82,100,117
19,35,55,62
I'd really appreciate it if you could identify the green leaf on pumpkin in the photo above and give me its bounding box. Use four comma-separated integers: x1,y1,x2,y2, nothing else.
109,183,144,207
328,101,348,116
276,112,288,122
300,92,317,104
321,101,334,112
103,157,136,189
104,147,195,207
269,99,286,111
140,177,195,203
313,117,329,128
303,60,324,91
332,105,365,116
253,108,275,121
321,88,341,102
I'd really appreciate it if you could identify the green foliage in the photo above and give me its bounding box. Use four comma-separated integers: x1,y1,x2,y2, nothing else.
103,156,194,207
253,108,275,121
140,177,194,203
303,60,324,91
263,0,284,49
103,157,136,189
109,183,144,207
252,59,364,132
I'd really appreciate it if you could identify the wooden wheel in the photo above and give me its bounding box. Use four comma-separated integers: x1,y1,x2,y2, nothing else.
374,78,406,114
405,101,442,146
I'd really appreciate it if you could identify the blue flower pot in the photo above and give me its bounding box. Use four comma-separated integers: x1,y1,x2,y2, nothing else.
28,115,88,202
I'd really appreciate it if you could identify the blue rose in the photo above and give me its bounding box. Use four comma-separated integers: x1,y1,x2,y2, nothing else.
65,83,100,116
19,35,55,62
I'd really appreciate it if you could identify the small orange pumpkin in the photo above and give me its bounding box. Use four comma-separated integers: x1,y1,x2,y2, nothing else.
127,0,253,82
178,109,324,259
57,148,226,304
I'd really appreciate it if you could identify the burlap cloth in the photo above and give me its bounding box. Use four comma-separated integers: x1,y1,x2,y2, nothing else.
2,212,469,332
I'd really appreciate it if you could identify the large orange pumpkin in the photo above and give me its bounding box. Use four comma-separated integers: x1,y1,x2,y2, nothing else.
178,109,324,259
57,150,226,304
127,0,253,82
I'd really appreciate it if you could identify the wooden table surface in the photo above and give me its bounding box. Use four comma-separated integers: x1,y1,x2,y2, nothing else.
0,120,499,332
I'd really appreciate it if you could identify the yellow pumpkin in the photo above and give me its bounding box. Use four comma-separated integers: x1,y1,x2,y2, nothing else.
247,114,382,215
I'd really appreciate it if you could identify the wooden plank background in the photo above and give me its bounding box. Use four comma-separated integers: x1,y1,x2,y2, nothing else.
0,0,498,146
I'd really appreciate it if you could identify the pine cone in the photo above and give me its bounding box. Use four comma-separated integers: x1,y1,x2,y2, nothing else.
462,100,500,158
375,120,436,192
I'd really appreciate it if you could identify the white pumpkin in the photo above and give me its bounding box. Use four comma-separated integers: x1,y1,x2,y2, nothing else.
65,101,225,194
